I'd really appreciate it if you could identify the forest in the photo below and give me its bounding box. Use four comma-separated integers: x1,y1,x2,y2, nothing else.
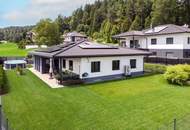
0,26,33,42
65,0,190,43
0,0,190,44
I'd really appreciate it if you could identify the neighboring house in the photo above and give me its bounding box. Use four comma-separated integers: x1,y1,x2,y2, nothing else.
30,40,150,82
26,31,36,42
25,45,47,49
113,24,190,59
63,31,87,42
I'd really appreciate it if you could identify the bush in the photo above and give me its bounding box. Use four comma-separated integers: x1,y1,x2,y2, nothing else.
16,66,23,75
26,64,33,68
164,64,190,86
0,65,8,94
18,40,26,49
55,71,80,85
144,63,166,74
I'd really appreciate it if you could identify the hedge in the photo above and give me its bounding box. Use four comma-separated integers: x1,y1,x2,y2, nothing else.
0,65,8,94
144,63,166,74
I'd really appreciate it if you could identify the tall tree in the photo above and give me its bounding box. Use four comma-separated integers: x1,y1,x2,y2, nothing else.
151,0,178,26
55,15,70,34
34,19,61,46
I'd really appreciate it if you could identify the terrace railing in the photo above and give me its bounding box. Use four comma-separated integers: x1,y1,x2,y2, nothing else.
145,56,190,65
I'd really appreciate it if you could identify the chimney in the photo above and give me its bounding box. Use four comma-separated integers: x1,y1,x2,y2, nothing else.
183,24,189,28
150,23,155,32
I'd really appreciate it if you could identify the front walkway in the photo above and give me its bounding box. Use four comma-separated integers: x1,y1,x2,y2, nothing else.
28,68,64,88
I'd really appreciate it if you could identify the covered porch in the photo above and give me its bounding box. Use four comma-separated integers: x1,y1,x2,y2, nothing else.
33,55,63,76
29,67,64,88
33,55,82,84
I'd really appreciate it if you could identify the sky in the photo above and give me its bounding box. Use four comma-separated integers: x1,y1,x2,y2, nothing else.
0,0,96,27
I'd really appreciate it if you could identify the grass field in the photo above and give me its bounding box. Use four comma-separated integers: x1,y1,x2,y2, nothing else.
0,43,32,57
3,70,190,130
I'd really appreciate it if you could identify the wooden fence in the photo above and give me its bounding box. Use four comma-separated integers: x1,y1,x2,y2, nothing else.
145,56,190,65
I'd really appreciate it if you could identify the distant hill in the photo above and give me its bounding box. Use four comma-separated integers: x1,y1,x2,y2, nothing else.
0,26,34,43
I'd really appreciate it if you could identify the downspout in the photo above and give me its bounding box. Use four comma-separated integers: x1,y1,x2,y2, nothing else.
146,37,148,50
133,35,135,48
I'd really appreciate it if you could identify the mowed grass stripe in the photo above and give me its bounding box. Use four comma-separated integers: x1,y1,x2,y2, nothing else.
3,70,190,130
0,43,33,57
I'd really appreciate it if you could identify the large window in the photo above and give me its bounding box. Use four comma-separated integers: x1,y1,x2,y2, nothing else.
130,59,136,69
151,38,157,45
188,37,190,44
166,37,174,44
62,59,66,68
112,60,120,70
130,40,139,48
69,60,73,71
91,61,100,73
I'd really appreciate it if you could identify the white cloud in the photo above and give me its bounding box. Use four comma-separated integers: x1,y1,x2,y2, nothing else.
2,0,96,26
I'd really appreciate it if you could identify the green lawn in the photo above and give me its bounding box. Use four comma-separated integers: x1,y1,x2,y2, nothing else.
3,70,190,130
0,43,32,57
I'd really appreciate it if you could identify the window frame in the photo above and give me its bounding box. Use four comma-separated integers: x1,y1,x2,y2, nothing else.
151,38,157,45
166,37,174,44
62,59,66,68
91,61,101,73
120,41,126,47
112,60,120,71
188,37,190,44
130,59,137,69
69,60,73,71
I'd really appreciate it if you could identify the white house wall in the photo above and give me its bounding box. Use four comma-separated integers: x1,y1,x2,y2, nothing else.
122,33,190,49
147,33,190,49
79,56,144,79
124,36,147,49
62,58,81,75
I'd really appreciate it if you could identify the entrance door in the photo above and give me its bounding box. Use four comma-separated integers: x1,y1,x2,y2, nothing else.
54,58,59,73
42,58,50,74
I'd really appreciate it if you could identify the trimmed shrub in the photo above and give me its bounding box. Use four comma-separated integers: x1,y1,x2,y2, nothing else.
144,63,166,74
26,64,33,68
16,66,23,75
164,64,190,86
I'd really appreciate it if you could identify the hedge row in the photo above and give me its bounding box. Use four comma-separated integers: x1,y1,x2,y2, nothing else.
0,65,8,94
144,63,167,74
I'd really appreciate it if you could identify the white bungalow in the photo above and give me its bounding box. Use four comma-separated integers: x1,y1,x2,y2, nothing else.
30,40,150,83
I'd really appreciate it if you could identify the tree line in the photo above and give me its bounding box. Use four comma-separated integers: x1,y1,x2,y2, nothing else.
0,26,34,43
64,0,190,43
1,0,190,45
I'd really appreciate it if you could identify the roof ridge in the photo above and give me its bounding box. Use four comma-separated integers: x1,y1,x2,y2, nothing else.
53,40,87,57
172,24,190,32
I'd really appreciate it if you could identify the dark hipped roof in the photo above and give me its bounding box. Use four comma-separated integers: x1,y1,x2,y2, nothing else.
113,24,190,38
30,40,151,58
113,31,144,38
29,41,84,58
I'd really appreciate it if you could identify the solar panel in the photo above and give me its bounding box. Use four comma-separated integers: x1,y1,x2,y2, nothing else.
79,42,118,49
145,26,167,34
